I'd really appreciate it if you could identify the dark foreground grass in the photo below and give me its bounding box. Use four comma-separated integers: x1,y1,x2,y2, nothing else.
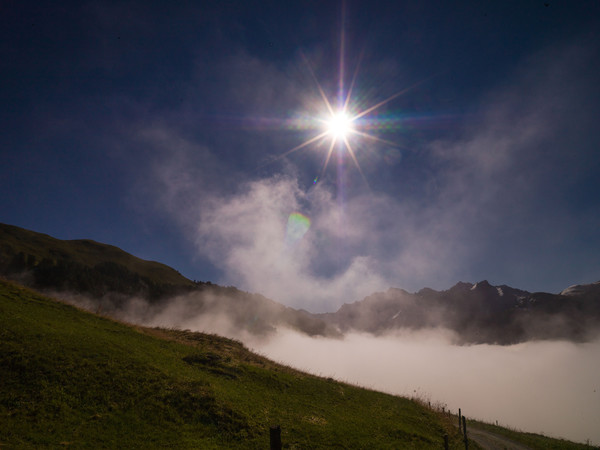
0,279,466,448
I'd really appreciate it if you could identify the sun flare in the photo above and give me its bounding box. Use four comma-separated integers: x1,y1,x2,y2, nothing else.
270,23,426,186
326,111,353,140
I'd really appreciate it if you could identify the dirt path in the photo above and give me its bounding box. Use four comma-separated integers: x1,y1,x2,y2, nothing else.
467,426,532,450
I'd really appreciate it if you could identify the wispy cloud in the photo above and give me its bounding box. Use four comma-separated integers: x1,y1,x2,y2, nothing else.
133,38,599,309
193,176,389,311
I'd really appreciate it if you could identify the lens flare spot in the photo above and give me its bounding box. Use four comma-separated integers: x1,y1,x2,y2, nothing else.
286,212,311,245
383,148,402,165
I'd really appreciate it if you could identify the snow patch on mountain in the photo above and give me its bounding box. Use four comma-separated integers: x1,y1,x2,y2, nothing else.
560,281,600,296
561,284,585,296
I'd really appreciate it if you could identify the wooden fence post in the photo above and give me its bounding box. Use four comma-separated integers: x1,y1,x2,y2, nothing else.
270,425,281,450
458,408,461,429
462,416,468,450
443,434,449,450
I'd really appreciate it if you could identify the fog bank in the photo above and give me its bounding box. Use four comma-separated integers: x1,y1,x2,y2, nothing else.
250,329,600,445
59,290,600,445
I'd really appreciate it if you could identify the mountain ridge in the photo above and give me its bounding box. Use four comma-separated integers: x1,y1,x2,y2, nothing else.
328,279,600,344
2,222,598,345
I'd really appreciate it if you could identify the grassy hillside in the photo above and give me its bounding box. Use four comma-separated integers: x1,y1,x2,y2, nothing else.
0,223,193,287
0,223,341,338
0,222,198,301
0,279,465,448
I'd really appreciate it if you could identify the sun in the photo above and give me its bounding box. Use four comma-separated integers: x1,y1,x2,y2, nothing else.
326,111,353,140
269,18,427,186
271,53,421,186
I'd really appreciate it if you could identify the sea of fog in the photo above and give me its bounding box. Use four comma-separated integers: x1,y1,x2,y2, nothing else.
247,329,600,445
63,292,600,445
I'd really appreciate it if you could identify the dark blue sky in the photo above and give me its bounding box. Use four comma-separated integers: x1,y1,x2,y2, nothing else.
2,1,599,310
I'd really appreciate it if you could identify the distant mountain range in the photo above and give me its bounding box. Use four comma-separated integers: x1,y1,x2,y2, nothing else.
2,222,599,344
322,280,600,344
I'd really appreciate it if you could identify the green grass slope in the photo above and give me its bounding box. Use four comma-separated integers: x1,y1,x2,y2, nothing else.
0,279,465,448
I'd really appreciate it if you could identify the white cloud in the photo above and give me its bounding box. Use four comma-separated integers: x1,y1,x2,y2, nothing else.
193,176,389,311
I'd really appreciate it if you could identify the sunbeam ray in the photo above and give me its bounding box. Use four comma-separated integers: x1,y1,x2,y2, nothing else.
350,129,405,148
343,48,365,113
342,136,369,188
300,51,336,117
319,138,337,180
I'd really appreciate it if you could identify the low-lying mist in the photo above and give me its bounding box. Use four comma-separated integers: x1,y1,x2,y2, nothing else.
61,291,600,445
250,329,600,445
